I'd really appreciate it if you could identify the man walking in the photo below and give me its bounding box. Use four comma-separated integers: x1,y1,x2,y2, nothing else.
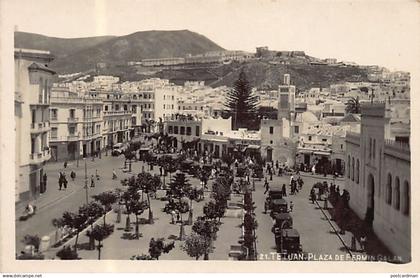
58,172,63,190
264,179,270,194
42,173,47,192
90,175,95,187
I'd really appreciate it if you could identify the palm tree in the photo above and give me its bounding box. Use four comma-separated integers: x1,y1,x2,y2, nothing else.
345,96,361,114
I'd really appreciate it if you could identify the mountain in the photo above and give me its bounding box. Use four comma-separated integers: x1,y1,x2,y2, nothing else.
14,30,224,73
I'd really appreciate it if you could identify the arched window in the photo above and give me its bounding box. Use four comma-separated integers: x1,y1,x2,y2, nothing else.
403,181,410,216
351,157,355,181
394,177,400,210
386,174,392,205
347,155,351,178
356,159,360,184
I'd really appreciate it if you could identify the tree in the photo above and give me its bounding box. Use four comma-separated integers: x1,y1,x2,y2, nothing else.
57,211,87,250
203,201,225,222
79,202,105,250
186,187,202,225
92,191,118,225
89,223,114,260
225,70,259,130
22,235,41,253
56,246,79,260
345,96,361,114
182,233,214,260
258,106,278,120
148,238,175,260
137,172,161,224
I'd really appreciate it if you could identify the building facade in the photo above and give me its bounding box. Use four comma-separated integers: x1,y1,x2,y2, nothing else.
345,103,410,262
15,48,55,203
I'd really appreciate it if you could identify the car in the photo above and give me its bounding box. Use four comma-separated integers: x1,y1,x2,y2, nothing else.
112,143,127,156
275,228,302,255
271,212,293,233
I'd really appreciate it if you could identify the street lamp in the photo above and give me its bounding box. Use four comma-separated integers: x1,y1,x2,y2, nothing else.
84,158,89,205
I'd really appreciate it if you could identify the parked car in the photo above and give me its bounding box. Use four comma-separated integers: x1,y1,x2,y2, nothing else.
275,228,302,255
112,143,127,156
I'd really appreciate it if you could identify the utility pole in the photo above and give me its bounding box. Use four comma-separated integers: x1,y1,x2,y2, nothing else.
84,158,89,205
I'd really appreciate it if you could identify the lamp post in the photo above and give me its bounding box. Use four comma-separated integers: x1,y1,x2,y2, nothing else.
84,158,89,205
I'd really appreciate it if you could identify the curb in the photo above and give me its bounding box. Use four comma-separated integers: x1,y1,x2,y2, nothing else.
314,199,355,261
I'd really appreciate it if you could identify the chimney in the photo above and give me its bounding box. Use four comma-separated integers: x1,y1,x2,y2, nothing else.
284,74,290,85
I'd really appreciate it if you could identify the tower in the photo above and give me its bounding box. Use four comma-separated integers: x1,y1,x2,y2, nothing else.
278,74,295,120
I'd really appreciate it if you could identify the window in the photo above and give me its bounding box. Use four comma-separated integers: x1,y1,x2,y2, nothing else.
174,126,179,134
39,77,43,103
44,79,48,104
270,140,273,144
51,127,58,139
356,159,360,184
115,104,120,111
394,177,400,210
403,181,410,215
171,104,174,109
168,126,173,134
369,138,372,159
195,126,200,136
186,127,192,136
341,144,343,150
69,109,75,119
163,104,166,109
351,157,354,181
105,106,108,111
124,105,128,111
294,126,299,134
51,109,57,120
68,126,76,135
322,138,327,142
308,136,312,141
269,126,274,134
180,126,185,135
347,155,351,178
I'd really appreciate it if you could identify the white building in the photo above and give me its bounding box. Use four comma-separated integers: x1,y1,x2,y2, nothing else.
15,48,55,203
345,103,410,262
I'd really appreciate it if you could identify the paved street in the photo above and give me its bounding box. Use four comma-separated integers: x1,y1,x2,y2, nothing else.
17,153,354,260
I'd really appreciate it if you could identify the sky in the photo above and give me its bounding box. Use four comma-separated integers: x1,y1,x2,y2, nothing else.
2,0,420,71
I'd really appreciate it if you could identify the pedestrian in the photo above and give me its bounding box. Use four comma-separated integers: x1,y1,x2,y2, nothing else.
170,210,176,224
96,169,100,180
282,184,287,197
159,167,163,176
58,172,63,190
360,235,367,252
263,180,270,194
70,171,76,181
42,173,47,192
289,201,294,212
275,160,279,170
64,161,67,168
90,175,95,187
310,188,316,204
176,210,180,223
63,174,68,190
112,169,117,180
311,164,316,175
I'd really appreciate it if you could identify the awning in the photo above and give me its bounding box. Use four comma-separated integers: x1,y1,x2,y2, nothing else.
246,145,261,150
313,151,331,156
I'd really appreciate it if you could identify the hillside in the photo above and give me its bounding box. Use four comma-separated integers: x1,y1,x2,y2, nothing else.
15,30,224,73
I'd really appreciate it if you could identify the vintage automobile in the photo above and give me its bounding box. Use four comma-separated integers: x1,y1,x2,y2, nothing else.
269,198,289,216
251,165,264,180
275,228,302,255
271,212,293,233
264,189,284,212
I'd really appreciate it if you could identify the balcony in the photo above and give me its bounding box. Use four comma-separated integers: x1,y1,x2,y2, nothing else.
67,117,79,123
103,111,133,117
67,134,80,141
29,149,51,165
30,122,50,134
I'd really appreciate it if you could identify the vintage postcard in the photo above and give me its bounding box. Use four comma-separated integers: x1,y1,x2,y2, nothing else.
0,0,419,274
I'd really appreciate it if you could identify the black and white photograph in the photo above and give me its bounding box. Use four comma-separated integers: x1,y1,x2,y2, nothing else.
1,0,419,273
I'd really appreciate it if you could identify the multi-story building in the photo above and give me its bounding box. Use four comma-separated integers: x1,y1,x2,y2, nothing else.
155,85,182,121
15,48,55,203
345,103,410,262
49,87,103,161
101,91,133,148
